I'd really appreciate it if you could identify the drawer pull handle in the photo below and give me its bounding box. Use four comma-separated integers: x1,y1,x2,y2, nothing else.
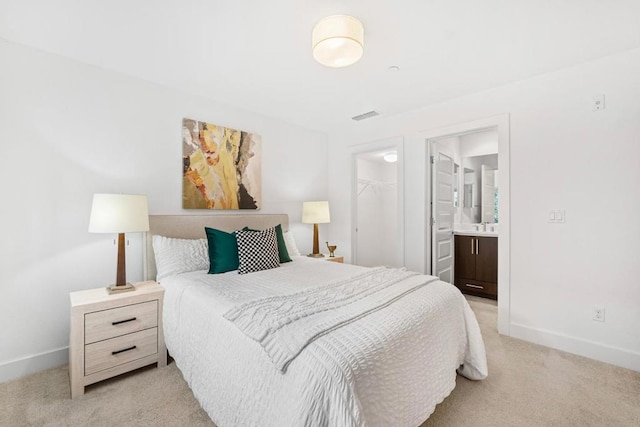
466,284,484,289
112,317,137,326
112,345,137,355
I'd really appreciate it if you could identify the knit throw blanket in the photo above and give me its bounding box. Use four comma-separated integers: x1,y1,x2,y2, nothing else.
224,267,439,371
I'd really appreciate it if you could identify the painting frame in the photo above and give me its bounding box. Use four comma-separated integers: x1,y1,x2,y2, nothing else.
182,118,261,210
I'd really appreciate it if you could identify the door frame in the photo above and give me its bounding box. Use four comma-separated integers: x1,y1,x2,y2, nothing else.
422,114,511,335
350,137,405,267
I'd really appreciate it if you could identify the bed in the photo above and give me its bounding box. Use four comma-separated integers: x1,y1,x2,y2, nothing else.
144,214,487,427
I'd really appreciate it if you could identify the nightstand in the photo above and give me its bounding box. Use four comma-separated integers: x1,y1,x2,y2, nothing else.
318,255,343,263
69,281,167,398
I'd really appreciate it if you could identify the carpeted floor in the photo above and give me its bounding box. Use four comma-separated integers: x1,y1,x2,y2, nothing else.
2,297,639,426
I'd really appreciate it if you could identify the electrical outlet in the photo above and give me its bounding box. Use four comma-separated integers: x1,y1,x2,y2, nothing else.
592,94,605,111
592,307,605,322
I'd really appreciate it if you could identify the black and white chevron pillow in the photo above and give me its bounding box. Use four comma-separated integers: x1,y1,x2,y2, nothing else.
235,227,281,274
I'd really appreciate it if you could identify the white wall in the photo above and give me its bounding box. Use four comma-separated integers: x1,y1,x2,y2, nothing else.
459,129,498,158
0,39,328,382
328,48,640,371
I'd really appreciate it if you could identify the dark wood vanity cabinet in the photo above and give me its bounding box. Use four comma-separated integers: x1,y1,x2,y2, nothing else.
454,235,498,300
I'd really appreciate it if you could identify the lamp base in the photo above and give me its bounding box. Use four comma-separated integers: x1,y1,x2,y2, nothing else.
107,282,136,295
307,253,325,258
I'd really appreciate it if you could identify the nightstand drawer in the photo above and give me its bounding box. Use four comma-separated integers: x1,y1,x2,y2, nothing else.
85,327,158,375
85,300,158,344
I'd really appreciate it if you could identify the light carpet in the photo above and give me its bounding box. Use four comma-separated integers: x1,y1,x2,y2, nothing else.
1,297,639,426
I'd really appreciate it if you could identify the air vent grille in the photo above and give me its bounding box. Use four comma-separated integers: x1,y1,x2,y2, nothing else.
351,110,380,121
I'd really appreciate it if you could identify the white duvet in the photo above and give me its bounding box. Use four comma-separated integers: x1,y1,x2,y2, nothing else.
162,257,487,427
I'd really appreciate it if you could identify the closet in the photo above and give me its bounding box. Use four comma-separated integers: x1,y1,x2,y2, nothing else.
355,153,399,268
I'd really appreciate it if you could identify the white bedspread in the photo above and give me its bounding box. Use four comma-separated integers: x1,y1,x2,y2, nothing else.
225,267,438,371
162,257,487,427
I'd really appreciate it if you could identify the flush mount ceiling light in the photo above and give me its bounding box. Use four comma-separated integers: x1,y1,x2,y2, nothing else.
312,15,364,68
383,152,398,163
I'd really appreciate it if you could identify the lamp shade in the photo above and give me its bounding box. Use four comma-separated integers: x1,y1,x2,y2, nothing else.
302,201,331,224
88,194,149,233
312,15,364,68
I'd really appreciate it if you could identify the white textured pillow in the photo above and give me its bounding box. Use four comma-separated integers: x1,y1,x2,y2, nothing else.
152,235,209,282
283,231,301,256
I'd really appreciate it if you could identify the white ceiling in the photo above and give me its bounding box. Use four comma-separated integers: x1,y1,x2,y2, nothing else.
1,1,639,133
357,149,397,163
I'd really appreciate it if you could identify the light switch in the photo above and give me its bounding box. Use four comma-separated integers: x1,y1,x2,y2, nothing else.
548,209,566,223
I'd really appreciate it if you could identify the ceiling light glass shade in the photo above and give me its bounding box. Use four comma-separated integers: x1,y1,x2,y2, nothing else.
302,201,331,224
383,152,398,163
88,194,149,233
312,15,364,68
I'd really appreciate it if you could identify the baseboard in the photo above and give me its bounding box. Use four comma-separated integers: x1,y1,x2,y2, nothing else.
0,347,68,384
510,323,640,372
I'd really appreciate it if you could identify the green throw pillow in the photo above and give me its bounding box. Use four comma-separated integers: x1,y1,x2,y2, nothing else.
244,224,292,263
204,227,240,274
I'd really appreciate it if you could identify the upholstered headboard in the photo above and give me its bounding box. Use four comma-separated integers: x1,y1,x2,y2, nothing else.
143,214,289,281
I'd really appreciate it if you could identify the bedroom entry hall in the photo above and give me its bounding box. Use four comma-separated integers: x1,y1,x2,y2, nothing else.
429,128,500,302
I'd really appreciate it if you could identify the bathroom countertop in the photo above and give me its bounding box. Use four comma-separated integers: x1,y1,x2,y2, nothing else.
454,230,498,237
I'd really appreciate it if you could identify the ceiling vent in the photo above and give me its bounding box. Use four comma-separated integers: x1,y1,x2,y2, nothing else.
351,110,380,121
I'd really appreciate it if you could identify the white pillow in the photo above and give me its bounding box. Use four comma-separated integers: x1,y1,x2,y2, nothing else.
283,230,301,256
152,235,209,282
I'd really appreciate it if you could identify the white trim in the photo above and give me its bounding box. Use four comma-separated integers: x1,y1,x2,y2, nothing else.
350,137,405,268
510,323,640,372
416,114,511,335
0,346,68,383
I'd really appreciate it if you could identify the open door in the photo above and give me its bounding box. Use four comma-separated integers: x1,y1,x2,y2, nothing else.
431,143,454,283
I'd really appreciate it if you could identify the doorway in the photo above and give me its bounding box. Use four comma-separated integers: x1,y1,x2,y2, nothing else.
430,129,499,294
351,139,404,268
422,115,510,335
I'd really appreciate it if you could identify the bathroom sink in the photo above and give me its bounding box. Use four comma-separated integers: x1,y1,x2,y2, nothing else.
454,230,498,237
453,224,499,237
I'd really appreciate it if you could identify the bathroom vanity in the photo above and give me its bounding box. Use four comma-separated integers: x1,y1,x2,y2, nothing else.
454,231,498,300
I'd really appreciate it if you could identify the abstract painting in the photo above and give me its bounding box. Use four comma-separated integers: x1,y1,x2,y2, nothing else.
182,118,261,209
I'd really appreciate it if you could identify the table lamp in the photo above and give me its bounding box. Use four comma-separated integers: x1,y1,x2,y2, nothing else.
302,201,330,258
89,194,149,294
